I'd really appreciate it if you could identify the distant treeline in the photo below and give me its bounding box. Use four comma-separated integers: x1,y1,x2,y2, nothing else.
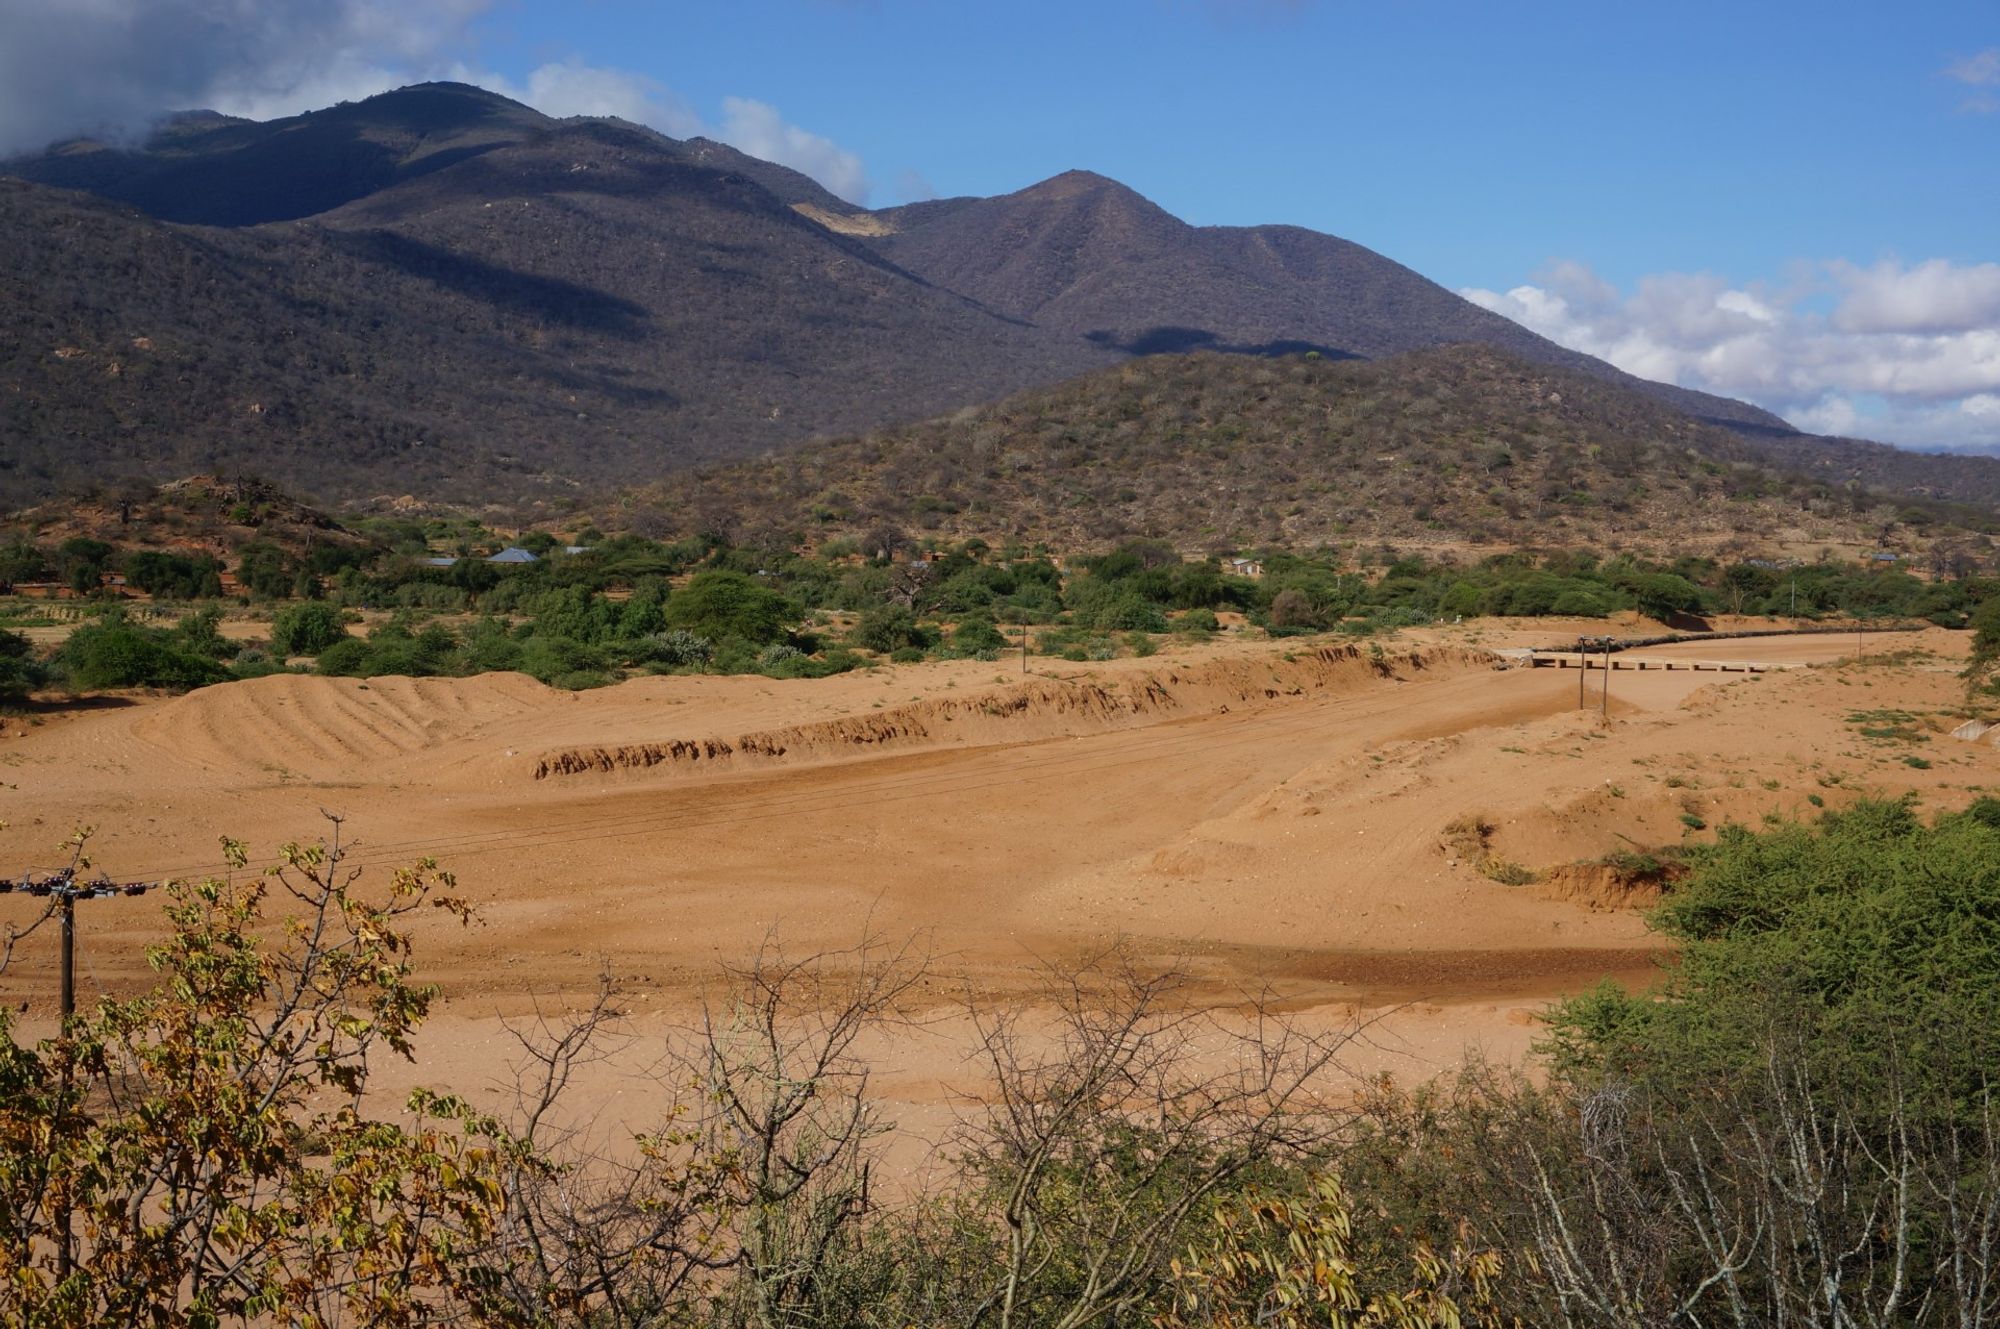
1,523,1992,696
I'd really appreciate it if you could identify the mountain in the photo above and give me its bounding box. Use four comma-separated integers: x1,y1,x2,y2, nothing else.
4,81,1995,514
0,93,1110,504
866,170,1787,432
10,82,557,226
612,345,1997,556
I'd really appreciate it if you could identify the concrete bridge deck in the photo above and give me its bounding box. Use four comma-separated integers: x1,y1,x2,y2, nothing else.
1526,653,1797,673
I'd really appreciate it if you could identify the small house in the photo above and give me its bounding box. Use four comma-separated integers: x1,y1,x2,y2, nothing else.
1226,557,1265,579
486,547,540,565
416,556,460,568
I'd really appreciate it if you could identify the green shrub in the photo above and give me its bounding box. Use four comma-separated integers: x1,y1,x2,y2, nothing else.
54,619,229,691
125,551,224,600
0,629,44,702
855,605,923,653
662,572,797,646
314,638,373,676
1173,607,1220,635
949,616,1009,656
271,602,348,657
519,635,608,686
1545,799,2000,1094
169,608,239,662
639,629,713,668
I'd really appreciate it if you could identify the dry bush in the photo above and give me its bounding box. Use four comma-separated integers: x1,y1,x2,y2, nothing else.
1441,814,1540,887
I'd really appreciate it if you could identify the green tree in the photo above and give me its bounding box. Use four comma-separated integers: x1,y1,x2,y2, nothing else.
234,542,297,599
1967,593,2000,692
1544,799,2000,1097
124,551,224,600
950,615,1009,655
662,572,797,646
0,829,518,1325
1629,572,1703,621
855,605,922,653
270,601,348,656
0,630,44,703
53,618,230,691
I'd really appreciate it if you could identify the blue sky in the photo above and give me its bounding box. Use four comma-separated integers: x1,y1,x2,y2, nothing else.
2,0,1996,449
470,0,1999,290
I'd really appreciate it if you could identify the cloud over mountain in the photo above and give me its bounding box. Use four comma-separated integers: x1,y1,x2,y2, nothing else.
1463,258,2000,452
0,0,873,201
0,0,485,154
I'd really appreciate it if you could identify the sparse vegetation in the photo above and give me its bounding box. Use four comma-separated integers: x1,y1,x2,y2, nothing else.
10,804,2000,1325
619,350,2000,556
1442,813,1540,885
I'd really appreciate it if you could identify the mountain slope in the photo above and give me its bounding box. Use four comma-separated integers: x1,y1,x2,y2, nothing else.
5,82,1995,514
614,346,1992,555
868,171,1789,432
10,83,557,226
0,114,1110,504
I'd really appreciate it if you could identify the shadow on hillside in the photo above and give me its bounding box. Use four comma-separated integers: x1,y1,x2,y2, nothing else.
324,230,652,338
1086,326,1361,359
36,91,530,228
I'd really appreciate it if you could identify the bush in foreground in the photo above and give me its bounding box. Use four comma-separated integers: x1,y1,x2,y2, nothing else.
8,803,2000,1326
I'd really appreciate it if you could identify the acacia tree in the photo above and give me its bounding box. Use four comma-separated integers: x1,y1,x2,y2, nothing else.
478,937,926,1328
0,824,522,1327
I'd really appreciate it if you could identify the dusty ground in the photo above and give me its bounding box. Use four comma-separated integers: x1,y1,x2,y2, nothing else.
0,623,1989,1150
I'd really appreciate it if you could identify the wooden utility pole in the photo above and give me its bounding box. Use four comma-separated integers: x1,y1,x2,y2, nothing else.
0,867,159,1284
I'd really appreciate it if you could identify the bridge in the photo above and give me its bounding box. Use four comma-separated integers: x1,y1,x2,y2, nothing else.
1525,653,1793,674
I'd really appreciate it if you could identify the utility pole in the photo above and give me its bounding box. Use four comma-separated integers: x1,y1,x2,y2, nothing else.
1,867,158,1284
1600,636,1612,718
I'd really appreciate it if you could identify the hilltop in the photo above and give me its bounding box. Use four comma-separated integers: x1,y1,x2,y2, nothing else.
866,170,1784,433
613,346,1997,558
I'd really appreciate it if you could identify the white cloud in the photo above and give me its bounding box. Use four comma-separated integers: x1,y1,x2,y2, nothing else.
515,61,701,136
1462,256,2000,452
479,71,873,203
887,168,939,204
1829,258,2000,334
0,1,874,202
1947,48,2000,85
0,0,489,155
716,97,870,203
1944,47,2000,113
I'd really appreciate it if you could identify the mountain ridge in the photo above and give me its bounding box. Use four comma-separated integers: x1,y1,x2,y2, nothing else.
610,344,1997,558
3,80,1993,514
